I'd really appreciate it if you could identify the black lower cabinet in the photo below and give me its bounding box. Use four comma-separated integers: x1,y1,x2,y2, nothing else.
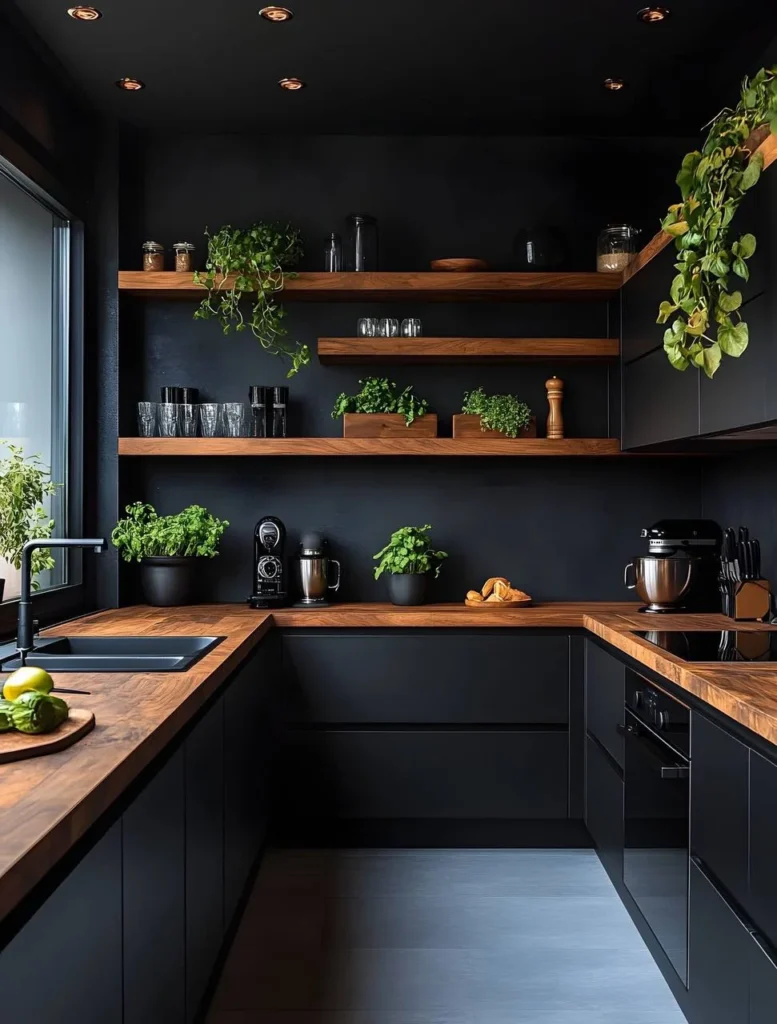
748,751,777,950
750,933,777,1024
0,822,123,1024
688,860,750,1024
584,734,623,883
585,640,625,769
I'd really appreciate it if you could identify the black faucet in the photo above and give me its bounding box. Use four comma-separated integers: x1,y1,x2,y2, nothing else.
17,537,105,659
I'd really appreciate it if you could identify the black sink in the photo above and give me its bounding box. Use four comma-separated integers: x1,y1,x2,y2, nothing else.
2,635,225,672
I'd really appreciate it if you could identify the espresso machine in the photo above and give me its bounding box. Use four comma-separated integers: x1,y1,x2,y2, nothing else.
248,516,287,608
295,532,341,607
624,518,722,613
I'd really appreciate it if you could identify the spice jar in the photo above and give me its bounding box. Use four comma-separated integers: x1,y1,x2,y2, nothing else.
597,224,639,273
142,241,165,272
173,241,195,273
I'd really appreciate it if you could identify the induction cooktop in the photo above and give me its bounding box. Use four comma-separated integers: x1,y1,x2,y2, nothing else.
636,630,777,662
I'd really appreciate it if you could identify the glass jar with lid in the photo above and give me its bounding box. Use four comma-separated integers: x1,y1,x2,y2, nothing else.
597,224,639,273
173,241,195,273
142,240,165,272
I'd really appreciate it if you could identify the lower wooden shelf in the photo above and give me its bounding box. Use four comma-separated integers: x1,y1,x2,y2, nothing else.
119,437,624,456
318,337,619,362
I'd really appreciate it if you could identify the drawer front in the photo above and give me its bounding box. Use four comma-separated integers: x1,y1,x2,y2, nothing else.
585,734,623,884
585,641,625,769
277,730,569,818
749,751,777,949
282,634,569,724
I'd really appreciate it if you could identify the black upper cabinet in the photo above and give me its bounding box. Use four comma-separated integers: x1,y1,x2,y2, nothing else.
585,640,625,768
749,751,777,949
621,244,676,364
622,346,700,449
749,933,777,1024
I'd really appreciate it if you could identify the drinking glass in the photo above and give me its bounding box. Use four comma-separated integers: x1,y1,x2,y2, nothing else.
378,318,399,337
158,403,179,437
199,403,221,437
137,402,157,437
357,317,378,337
401,318,423,337
179,403,199,437
222,402,247,438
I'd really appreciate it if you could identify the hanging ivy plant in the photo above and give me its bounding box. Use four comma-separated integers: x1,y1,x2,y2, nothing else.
193,222,308,377
658,66,777,378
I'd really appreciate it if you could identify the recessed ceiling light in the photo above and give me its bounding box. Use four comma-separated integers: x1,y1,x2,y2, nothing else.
115,77,145,91
67,5,102,20
279,77,305,90
637,6,670,22
259,6,294,22
603,78,626,91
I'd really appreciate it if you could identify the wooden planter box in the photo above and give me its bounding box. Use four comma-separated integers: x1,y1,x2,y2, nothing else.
452,414,537,439
342,413,438,438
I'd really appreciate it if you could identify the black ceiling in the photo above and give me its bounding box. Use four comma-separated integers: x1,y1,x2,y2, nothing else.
11,0,777,135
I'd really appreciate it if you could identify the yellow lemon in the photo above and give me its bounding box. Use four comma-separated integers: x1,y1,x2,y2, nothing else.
3,666,55,702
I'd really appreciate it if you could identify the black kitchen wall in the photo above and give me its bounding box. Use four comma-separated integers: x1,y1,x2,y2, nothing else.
118,132,704,603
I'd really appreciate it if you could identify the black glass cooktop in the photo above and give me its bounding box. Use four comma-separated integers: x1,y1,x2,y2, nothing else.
636,630,777,662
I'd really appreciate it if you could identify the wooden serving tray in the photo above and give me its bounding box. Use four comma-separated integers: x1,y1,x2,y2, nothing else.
0,709,95,764
452,414,537,439
464,597,533,608
343,413,438,437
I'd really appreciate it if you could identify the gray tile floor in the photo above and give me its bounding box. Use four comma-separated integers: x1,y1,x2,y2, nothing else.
207,849,688,1024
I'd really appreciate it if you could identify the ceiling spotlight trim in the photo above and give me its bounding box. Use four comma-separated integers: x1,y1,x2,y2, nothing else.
603,78,626,91
259,6,294,21
115,77,145,91
637,6,670,22
67,5,102,20
278,77,306,90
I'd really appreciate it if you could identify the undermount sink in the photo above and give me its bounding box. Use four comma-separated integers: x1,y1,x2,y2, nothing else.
2,635,225,672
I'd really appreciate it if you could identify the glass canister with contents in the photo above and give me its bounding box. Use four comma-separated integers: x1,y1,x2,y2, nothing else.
173,241,195,273
142,240,165,272
597,224,639,273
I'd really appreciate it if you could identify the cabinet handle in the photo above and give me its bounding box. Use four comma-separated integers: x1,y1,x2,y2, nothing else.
660,765,689,780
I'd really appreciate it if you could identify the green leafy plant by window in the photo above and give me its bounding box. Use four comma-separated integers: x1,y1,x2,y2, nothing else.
193,222,308,377
0,444,59,590
331,377,430,426
373,525,448,579
111,502,229,563
461,387,532,438
658,66,777,378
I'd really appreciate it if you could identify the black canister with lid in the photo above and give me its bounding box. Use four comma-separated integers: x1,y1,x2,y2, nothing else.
249,386,270,438
272,386,288,438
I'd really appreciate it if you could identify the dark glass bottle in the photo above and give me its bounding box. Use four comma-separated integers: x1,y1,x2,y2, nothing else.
346,214,378,272
248,386,270,438
272,386,288,438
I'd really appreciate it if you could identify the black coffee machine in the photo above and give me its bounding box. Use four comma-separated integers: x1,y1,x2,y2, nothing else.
631,519,723,612
248,516,287,608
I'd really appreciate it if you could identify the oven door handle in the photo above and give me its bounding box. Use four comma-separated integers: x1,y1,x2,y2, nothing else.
624,710,689,781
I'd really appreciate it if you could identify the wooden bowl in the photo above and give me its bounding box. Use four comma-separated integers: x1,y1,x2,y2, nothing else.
464,597,533,608
430,258,489,272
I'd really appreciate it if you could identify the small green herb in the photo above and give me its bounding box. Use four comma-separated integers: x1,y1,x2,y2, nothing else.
331,377,430,427
111,502,229,562
461,387,532,438
193,222,308,377
0,444,59,590
373,524,448,579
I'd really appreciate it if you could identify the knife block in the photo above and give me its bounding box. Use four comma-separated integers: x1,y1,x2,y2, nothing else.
730,579,772,622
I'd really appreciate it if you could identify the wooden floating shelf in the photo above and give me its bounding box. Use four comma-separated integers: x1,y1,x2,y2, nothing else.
318,336,619,362
119,437,623,457
118,270,621,302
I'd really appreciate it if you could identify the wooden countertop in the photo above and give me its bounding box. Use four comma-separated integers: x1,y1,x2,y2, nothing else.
4,600,777,930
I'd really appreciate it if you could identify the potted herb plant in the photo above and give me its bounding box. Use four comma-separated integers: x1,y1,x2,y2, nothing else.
373,524,448,606
0,444,59,600
454,387,536,439
331,377,436,437
111,502,229,606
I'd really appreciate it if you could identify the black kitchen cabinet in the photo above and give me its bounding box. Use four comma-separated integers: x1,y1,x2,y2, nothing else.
282,633,569,724
585,640,625,768
749,750,777,949
749,932,777,1024
688,859,750,1024
622,346,700,449
585,734,623,883
0,822,123,1024
185,694,225,1022
691,712,749,910
123,747,186,1024
621,243,677,364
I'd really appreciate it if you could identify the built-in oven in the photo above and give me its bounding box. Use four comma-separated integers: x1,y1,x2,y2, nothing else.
622,671,690,986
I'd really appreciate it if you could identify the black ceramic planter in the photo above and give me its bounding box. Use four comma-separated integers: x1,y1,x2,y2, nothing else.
386,573,428,606
140,556,200,607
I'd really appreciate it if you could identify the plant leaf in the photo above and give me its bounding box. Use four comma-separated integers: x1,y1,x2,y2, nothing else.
702,343,722,378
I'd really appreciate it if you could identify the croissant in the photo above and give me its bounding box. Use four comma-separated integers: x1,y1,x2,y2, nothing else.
481,576,510,598
466,590,484,602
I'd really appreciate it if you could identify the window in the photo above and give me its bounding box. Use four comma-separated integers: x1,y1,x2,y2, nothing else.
0,162,75,601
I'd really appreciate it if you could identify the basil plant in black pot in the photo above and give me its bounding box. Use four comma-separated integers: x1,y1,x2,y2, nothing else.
111,502,229,606
373,524,448,606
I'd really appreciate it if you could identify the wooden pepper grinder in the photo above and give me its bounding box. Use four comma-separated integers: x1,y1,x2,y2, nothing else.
545,376,564,439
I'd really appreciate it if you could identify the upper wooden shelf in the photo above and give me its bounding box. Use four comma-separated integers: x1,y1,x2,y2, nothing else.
318,336,619,362
118,270,621,302
119,437,623,457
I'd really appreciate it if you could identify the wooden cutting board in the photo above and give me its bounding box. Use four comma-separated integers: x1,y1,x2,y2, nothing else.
0,710,95,764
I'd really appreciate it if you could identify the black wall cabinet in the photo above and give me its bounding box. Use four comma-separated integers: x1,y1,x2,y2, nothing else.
622,347,700,449
585,640,625,768
750,934,777,1024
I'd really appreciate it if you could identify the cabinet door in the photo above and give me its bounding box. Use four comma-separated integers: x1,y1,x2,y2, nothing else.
750,932,777,1024
585,734,623,884
621,243,676,363
688,860,750,1024
691,713,749,910
585,640,625,769
0,823,122,1024
623,347,700,448
185,695,225,1022
749,751,777,949
123,748,186,1024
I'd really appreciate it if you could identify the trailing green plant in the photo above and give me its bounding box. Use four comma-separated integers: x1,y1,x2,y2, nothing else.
658,66,777,378
0,444,59,589
461,387,532,438
331,377,430,426
373,525,448,579
193,222,308,377
111,502,229,563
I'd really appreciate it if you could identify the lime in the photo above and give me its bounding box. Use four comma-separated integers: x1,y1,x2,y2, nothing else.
3,666,55,702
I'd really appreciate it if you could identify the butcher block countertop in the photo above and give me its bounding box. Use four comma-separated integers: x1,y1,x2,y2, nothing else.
3,600,777,928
